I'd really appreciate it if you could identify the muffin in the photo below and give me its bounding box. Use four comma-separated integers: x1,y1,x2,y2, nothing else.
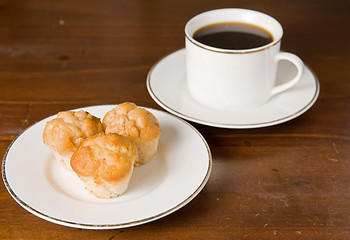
70,133,138,198
102,102,161,165
43,110,103,170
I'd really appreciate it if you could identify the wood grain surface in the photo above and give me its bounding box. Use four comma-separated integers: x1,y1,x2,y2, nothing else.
0,0,349,239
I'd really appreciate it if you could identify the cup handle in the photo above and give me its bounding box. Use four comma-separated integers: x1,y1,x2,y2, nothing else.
271,52,304,96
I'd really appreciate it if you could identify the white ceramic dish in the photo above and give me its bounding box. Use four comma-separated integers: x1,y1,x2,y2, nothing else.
2,105,212,229
147,49,320,128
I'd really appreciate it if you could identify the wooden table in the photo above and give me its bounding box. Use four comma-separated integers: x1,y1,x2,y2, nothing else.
1,0,349,239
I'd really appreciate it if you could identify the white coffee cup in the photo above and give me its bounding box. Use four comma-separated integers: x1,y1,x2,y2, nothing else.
185,8,304,110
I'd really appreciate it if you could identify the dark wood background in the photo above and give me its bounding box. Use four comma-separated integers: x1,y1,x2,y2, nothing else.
1,0,349,239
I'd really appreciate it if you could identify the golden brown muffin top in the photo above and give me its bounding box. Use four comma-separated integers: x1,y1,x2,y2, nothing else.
43,110,103,155
70,133,137,183
102,102,161,142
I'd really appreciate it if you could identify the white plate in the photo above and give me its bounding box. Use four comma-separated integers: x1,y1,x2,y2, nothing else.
2,105,212,229
147,49,320,128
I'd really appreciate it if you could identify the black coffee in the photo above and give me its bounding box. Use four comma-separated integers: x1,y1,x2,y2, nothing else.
193,22,273,50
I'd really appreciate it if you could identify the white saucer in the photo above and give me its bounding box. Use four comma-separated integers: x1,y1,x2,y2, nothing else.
2,105,212,229
147,49,320,129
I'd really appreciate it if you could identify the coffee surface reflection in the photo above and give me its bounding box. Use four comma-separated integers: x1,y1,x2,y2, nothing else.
193,22,273,50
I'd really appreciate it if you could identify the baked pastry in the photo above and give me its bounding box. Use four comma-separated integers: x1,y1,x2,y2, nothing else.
70,133,138,198
102,102,161,165
43,110,103,170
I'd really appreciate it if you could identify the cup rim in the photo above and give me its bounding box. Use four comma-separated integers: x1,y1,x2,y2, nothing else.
185,8,283,54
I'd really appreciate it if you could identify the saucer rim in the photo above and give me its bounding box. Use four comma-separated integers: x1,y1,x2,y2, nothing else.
147,48,320,129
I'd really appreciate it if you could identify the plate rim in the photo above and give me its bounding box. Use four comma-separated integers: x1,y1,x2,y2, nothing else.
147,48,320,129
1,105,212,229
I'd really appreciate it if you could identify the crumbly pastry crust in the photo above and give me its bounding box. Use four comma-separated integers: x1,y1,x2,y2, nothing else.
70,133,138,198
103,102,161,165
42,110,103,170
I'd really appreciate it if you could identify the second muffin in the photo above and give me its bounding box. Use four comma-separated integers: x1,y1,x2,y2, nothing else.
102,102,161,165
